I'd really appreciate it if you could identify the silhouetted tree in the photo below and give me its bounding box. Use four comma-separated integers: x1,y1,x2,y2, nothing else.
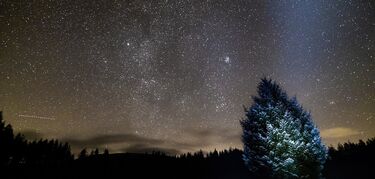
208,149,219,158
0,111,14,165
103,148,109,156
12,133,27,165
194,150,204,159
79,148,88,159
94,148,99,156
241,79,327,178
324,138,375,178
0,111,73,167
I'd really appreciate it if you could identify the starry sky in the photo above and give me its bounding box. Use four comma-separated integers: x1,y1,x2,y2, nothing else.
0,0,374,154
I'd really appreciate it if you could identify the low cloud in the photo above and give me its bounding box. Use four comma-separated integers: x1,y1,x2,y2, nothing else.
63,133,201,154
19,130,44,141
321,127,360,139
63,134,164,149
62,127,242,155
185,127,241,142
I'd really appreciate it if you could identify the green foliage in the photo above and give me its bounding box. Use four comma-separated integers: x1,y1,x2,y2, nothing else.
241,79,327,178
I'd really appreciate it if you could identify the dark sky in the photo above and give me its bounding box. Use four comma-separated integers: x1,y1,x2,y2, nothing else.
0,0,374,154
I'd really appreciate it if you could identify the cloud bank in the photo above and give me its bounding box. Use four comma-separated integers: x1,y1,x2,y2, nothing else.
62,127,241,155
321,127,361,139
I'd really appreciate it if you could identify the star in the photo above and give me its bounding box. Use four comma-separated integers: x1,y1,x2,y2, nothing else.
0,0,373,154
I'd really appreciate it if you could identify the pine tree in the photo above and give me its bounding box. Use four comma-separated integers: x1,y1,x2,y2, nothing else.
104,148,109,156
241,79,327,178
94,148,99,156
79,148,88,159
0,111,15,165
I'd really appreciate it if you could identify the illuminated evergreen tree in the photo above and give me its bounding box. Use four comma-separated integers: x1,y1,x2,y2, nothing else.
241,79,327,178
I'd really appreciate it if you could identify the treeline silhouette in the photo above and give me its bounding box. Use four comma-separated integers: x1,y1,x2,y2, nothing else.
1,112,374,178
324,138,375,178
73,148,251,179
0,112,73,168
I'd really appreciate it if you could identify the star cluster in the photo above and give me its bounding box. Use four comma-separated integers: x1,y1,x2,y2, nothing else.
0,0,374,154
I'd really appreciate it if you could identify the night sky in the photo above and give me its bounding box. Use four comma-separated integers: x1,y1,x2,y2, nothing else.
1,0,374,154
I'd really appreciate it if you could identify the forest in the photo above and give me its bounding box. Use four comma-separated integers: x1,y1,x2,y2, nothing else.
1,111,374,178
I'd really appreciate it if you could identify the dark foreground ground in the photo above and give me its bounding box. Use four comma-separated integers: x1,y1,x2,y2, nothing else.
3,147,375,179
4,150,250,179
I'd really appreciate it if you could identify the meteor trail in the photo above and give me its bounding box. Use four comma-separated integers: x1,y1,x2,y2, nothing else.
18,114,56,120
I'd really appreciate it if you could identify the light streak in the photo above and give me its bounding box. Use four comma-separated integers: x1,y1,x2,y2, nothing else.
18,114,56,120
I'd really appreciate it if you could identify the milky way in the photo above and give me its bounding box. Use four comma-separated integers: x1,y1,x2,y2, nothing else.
0,0,374,154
